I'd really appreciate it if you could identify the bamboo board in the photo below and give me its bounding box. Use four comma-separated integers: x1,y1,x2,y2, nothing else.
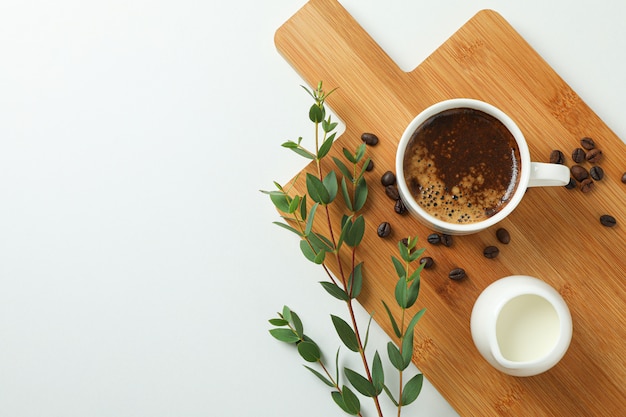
274,1,626,415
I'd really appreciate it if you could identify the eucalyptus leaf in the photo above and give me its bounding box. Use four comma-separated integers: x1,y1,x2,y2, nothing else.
268,318,288,326
313,249,326,264
304,365,335,387
391,255,406,280
290,310,304,338
332,157,353,182
363,313,374,350
322,170,338,203
353,177,368,212
395,278,408,309
331,315,359,352
354,143,366,163
342,147,356,164
288,146,316,160
398,239,411,262
309,103,325,123
269,191,291,213
287,194,300,214
405,277,420,309
272,221,303,237
401,327,414,368
347,262,363,299
406,308,426,337
336,213,353,251
304,202,319,236
409,247,426,262
344,215,365,248
300,239,322,264
340,385,361,415
382,300,402,338
298,340,321,362
340,177,353,212
306,173,330,205
282,306,292,322
300,194,307,221
387,341,406,371
401,373,424,406
308,232,334,253
383,383,399,407
344,367,376,397
408,260,425,283
371,351,384,394
319,281,349,301
269,328,300,344
317,133,336,160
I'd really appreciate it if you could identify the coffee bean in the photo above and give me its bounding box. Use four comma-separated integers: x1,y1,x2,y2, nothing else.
496,228,511,244
441,234,453,247
549,149,565,164
483,245,500,259
449,268,466,281
377,221,391,237
570,165,589,182
565,177,576,189
580,137,595,150
365,159,374,172
385,185,400,201
427,233,441,245
361,132,379,146
381,171,396,186
586,148,603,163
589,166,604,181
600,214,617,227
394,199,407,214
622,172,626,184
571,148,586,163
400,238,409,247
580,178,594,193
419,256,434,269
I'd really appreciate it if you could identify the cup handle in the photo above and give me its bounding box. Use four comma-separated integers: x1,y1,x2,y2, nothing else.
528,162,570,187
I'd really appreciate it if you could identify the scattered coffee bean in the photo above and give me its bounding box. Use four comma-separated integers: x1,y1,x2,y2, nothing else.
385,185,400,201
580,178,594,193
586,148,603,163
365,159,374,172
441,234,453,247
589,166,604,181
580,137,595,150
570,165,589,182
621,172,626,184
600,214,617,227
400,237,409,247
361,132,379,146
564,177,576,189
549,149,565,164
419,256,434,269
483,245,500,259
571,148,586,163
496,228,511,244
377,221,392,237
449,268,466,281
394,199,407,214
381,171,396,186
427,233,441,245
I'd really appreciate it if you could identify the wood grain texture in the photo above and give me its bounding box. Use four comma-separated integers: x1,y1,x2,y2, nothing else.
275,0,626,415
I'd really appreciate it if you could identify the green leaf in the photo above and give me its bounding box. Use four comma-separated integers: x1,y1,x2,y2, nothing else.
405,277,420,309
332,157,353,182
347,262,363,299
408,260,425,283
309,103,325,123
331,315,359,352
287,194,300,214
383,383,399,407
336,213,353,252
398,239,411,263
353,177,368,212
317,132,336,159
344,367,376,397
269,191,291,213
341,386,361,415
322,170,338,204
282,142,316,159
300,194,308,221
342,148,356,164
281,140,298,149
382,300,401,338
391,256,406,280
268,318,288,326
354,143,366,163
308,232,334,253
322,118,338,133
290,310,304,338
340,177,353,212
304,202,319,236
387,341,406,371
300,239,323,264
401,373,424,406
358,157,372,178
395,278,408,309
306,173,330,205
406,308,426,337
272,221,303,237
313,249,326,264
320,281,349,301
304,365,334,387
282,306,292,322
269,328,300,344
298,341,321,362
401,328,414,368
371,351,384,395
344,215,365,248
409,247,426,263
363,313,374,350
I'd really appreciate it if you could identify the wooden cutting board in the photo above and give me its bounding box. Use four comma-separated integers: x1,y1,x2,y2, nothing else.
275,0,626,415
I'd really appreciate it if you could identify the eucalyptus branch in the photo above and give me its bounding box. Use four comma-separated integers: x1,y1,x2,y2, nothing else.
263,82,426,417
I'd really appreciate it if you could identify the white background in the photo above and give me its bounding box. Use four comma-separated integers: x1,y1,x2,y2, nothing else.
1,1,625,416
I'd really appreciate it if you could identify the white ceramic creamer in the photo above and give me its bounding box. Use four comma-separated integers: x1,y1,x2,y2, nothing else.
470,275,573,377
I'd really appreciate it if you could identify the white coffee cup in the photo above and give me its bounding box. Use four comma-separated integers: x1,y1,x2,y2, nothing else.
396,99,569,235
